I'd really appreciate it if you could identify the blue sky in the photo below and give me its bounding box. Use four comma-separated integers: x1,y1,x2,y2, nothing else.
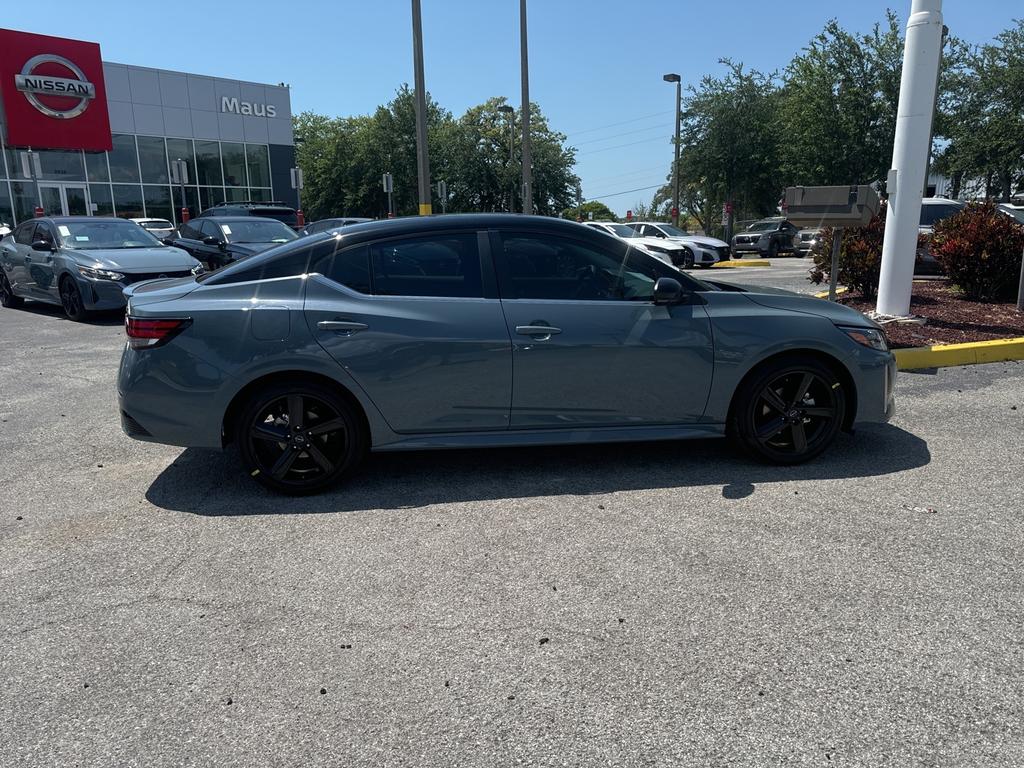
4,1,1018,214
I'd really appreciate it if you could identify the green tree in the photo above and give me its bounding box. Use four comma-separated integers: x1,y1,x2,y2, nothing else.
560,200,616,221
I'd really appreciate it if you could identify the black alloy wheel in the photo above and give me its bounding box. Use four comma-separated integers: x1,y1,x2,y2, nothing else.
238,381,366,494
59,276,89,322
730,356,846,465
768,240,780,259
0,271,24,308
682,248,695,269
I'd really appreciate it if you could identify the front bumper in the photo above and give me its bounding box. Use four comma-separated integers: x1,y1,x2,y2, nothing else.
78,274,129,311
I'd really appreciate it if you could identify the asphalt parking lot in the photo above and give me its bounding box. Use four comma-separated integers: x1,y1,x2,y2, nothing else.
705,256,821,294
2,300,1023,766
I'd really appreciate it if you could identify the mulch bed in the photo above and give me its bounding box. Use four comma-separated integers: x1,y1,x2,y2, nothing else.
839,281,1024,348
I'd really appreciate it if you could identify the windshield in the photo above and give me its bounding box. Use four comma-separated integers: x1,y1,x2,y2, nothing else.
55,220,162,250
222,220,299,244
657,224,690,237
139,220,173,230
606,224,640,238
1000,206,1024,225
746,221,779,232
919,203,963,227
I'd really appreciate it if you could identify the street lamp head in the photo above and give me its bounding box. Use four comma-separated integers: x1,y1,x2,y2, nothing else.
663,73,681,83
497,105,514,114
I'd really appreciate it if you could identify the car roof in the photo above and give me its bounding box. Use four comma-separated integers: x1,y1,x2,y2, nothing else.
921,197,964,205
42,216,133,224
202,216,293,224
317,213,605,238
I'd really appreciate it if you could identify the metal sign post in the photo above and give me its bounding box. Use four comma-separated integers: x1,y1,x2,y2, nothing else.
829,228,844,302
436,180,448,214
383,173,394,218
170,159,189,223
1017,245,1024,313
290,167,304,226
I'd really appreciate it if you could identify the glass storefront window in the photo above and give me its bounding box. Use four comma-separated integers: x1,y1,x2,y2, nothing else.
201,187,226,210
89,184,115,216
112,183,145,218
10,182,37,222
137,137,169,184
249,188,273,202
225,186,250,202
195,141,223,186
143,185,174,221
4,147,28,182
246,144,271,189
37,150,86,182
0,181,13,226
222,142,247,189
109,134,141,183
85,152,110,183
165,138,196,185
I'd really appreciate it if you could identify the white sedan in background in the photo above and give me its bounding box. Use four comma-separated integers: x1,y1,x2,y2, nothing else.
627,221,731,268
584,221,695,269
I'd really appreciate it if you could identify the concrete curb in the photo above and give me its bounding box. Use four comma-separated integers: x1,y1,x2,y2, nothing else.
711,259,771,269
813,287,849,299
894,336,1024,371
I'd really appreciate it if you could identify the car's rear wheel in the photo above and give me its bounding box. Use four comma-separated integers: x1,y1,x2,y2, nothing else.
730,356,846,465
59,275,89,322
238,381,367,495
680,248,694,269
0,272,24,308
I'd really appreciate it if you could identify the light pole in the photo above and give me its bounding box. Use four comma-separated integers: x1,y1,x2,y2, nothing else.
663,73,681,228
411,0,432,215
498,104,515,212
519,0,533,215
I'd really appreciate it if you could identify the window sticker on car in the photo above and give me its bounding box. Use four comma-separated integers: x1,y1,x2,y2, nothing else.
222,225,232,235
58,226,71,236
76,236,90,242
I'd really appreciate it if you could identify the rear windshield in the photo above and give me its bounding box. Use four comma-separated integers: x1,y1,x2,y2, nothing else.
251,209,298,226
139,220,173,230
919,203,963,227
222,220,298,244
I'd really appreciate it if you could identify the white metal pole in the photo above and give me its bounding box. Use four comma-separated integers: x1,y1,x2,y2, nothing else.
876,0,944,317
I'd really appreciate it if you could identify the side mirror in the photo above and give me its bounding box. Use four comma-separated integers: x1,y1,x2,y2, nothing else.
201,236,220,246
160,237,176,246
653,277,683,305
31,239,54,252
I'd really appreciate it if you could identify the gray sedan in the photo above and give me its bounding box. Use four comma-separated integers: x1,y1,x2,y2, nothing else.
118,214,895,494
1,216,202,321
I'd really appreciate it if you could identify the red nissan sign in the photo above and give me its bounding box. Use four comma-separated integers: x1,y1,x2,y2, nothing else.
0,28,112,151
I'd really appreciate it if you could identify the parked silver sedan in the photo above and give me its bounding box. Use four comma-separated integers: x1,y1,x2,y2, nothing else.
117,214,896,495
0,217,203,321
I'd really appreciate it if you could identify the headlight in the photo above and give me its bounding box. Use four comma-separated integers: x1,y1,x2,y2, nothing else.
78,265,125,281
840,326,888,352
191,264,205,276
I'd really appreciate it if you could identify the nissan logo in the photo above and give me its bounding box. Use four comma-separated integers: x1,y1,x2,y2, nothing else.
14,54,96,120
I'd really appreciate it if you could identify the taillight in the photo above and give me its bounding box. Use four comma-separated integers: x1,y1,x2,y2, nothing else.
125,316,192,349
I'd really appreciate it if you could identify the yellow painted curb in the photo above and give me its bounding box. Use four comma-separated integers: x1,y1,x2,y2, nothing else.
813,287,849,299
894,336,1024,371
711,259,771,268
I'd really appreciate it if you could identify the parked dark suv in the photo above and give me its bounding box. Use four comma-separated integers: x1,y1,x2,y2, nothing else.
732,218,799,258
196,201,299,230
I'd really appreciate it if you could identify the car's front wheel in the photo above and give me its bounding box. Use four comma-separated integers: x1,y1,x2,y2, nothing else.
237,380,367,495
729,356,846,465
0,271,24,308
680,248,694,269
59,275,90,322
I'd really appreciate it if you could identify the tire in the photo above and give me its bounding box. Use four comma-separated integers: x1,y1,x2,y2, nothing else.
682,248,694,269
0,271,24,308
768,240,779,259
59,275,90,322
729,355,846,465
237,380,367,495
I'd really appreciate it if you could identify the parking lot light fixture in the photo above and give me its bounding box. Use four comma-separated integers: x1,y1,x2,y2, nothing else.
663,73,682,228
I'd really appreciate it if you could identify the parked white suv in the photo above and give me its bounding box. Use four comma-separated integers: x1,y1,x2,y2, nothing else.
626,222,729,268
584,221,694,268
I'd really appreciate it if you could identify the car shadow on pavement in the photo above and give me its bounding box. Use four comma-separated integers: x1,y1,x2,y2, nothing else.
9,300,124,326
146,423,930,516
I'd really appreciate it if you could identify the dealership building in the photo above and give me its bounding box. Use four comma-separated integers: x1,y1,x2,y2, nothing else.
0,28,296,227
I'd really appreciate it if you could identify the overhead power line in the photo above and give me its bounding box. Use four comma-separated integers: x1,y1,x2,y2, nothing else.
582,164,669,183
571,123,673,147
586,182,666,201
565,110,673,137
576,135,670,156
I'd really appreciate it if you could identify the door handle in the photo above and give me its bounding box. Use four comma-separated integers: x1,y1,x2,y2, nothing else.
318,320,368,334
24,256,32,263
515,324,562,338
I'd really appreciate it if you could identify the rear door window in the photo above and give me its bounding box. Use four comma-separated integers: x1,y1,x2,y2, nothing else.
14,222,36,245
312,244,371,294
370,233,482,298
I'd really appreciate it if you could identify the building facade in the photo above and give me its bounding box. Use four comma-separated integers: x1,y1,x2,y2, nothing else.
0,28,295,227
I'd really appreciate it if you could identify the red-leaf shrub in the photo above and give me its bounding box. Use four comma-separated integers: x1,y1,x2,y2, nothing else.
930,201,1024,302
808,206,887,299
